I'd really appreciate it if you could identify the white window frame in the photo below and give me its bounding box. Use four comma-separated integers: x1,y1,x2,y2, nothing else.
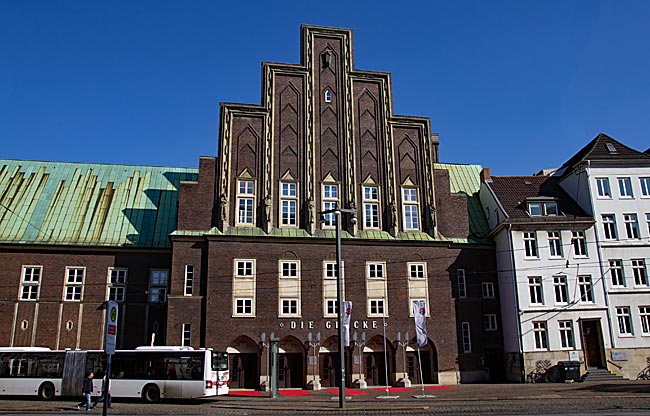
616,306,633,335
408,262,426,279
234,297,254,316
322,183,339,228
457,269,466,298
553,275,569,304
578,275,594,303
602,214,617,240
632,259,648,286
108,267,127,302
235,259,255,278
184,264,194,296
409,298,428,317
640,306,650,336
609,259,625,287
324,89,332,103
528,201,559,217
596,177,611,198
324,298,338,317
528,276,544,305
624,214,640,239
182,323,192,346
368,298,386,317
149,269,168,303
279,260,299,279
548,231,563,258
367,262,385,279
236,179,255,225
64,267,85,302
280,182,298,227
482,282,495,299
571,231,587,257
362,185,380,229
641,177,650,197
280,298,300,317
559,320,575,349
618,177,633,198
523,232,538,258
323,261,343,280
20,266,42,301
461,322,471,353
484,314,497,331
533,321,548,350
402,188,420,230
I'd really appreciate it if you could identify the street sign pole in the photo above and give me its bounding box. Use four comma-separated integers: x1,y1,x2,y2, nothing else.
103,300,118,416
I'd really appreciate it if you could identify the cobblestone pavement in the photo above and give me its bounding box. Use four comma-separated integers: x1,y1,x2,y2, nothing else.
0,381,648,415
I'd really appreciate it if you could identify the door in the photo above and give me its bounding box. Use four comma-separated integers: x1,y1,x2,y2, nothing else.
230,353,258,389
580,320,604,368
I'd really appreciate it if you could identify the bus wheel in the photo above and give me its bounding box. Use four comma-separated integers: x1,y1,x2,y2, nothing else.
38,382,55,400
142,384,160,403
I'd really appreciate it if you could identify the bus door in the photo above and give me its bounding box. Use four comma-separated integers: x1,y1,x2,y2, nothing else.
62,351,87,397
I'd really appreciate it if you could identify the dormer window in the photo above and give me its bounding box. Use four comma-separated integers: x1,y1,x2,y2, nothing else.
324,90,332,103
527,200,559,217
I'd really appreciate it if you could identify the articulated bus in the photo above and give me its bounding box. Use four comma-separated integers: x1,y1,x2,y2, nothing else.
0,347,229,402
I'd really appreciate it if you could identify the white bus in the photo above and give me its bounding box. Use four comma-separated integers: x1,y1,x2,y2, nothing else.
0,346,229,402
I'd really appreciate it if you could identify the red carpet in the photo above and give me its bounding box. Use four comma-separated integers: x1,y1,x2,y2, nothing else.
424,385,454,390
372,387,414,393
278,389,313,397
229,390,263,397
324,388,369,396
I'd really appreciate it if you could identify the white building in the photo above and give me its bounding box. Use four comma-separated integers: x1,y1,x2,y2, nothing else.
479,172,606,382
556,134,650,380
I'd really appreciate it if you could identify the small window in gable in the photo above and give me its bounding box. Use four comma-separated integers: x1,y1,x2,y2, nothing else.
324,90,332,103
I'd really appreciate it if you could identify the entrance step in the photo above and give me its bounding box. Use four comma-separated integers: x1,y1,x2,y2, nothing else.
583,368,626,382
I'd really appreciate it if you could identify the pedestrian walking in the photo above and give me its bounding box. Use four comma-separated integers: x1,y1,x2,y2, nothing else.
91,374,111,409
76,371,93,411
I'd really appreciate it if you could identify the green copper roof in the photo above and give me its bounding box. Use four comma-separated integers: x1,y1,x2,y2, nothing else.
0,160,197,248
434,163,490,239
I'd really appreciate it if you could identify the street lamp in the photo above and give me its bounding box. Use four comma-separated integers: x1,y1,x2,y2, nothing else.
396,331,411,387
307,332,321,390
260,332,275,393
319,204,356,409
352,331,367,388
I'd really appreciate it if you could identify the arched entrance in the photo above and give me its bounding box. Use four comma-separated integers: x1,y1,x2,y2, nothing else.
363,335,395,386
278,336,305,388
318,335,352,387
406,336,438,384
227,336,259,389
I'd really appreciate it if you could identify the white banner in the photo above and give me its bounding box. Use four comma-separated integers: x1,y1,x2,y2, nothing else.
342,301,352,347
412,300,428,348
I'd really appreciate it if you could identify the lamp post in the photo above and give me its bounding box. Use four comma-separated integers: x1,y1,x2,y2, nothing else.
352,331,367,388
260,332,275,393
396,331,411,387
320,204,356,409
307,332,321,390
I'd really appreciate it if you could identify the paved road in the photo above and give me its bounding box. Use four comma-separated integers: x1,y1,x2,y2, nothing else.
0,381,649,415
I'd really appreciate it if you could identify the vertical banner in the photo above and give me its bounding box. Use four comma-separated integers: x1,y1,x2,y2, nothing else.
342,301,352,347
412,300,428,347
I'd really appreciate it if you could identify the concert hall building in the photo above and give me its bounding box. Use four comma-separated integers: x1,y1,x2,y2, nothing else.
0,25,503,388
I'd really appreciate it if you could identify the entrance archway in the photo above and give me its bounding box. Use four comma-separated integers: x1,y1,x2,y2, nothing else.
227,336,259,389
278,336,305,388
362,335,395,386
406,336,438,384
318,335,352,387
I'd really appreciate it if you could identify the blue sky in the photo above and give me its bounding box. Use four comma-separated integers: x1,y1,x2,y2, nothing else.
2,0,649,175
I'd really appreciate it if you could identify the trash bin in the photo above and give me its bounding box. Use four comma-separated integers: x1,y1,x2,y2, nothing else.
558,361,581,381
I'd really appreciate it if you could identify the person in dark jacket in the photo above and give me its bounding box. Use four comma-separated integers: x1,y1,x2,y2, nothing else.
76,371,93,411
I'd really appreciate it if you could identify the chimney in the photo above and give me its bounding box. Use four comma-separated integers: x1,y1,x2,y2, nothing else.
430,133,439,163
480,167,491,183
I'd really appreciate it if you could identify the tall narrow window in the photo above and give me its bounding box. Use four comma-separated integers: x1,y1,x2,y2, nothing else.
618,177,633,198
457,269,467,298
559,320,574,349
184,265,194,296
602,215,617,240
548,231,563,257
641,177,650,197
64,267,84,301
553,276,568,304
280,182,298,226
108,268,127,302
324,89,332,103
596,178,611,197
482,282,495,299
624,214,640,239
610,259,625,287
484,314,497,331
322,183,339,227
149,270,168,303
578,275,594,303
20,266,42,301
363,185,380,229
461,322,471,353
640,306,650,335
632,259,648,286
528,276,543,305
182,323,192,346
523,232,538,257
616,307,633,335
236,180,255,225
571,231,587,256
402,188,420,230
533,321,548,349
